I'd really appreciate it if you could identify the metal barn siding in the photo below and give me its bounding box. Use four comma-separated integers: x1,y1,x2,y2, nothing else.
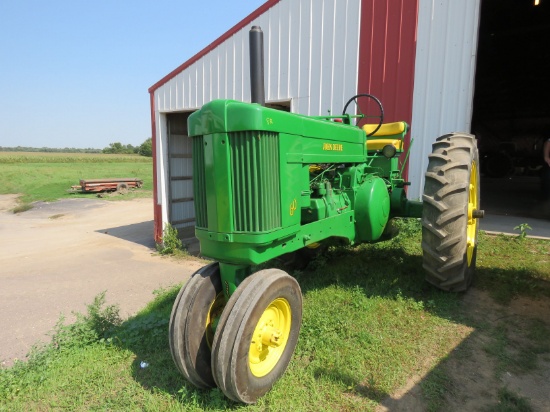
407,0,481,199
358,0,419,124
150,0,364,240
152,0,362,114
358,0,419,181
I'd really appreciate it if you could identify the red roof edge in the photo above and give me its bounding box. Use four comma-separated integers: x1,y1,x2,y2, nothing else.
148,0,281,93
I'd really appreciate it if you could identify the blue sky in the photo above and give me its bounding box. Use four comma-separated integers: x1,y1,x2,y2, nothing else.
0,0,266,149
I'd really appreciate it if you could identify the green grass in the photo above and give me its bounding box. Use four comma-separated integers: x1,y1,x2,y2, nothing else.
1,220,549,411
485,388,533,412
0,220,464,411
0,151,153,207
476,232,550,303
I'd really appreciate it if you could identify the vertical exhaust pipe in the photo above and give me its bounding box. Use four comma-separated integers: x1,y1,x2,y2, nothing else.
249,26,265,106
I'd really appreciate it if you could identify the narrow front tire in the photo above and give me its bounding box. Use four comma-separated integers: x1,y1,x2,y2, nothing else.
211,269,302,403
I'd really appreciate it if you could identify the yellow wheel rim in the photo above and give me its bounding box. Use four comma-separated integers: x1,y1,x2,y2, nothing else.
249,298,291,377
466,161,478,266
205,292,226,350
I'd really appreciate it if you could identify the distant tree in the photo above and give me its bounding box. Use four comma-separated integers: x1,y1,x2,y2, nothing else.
0,146,101,153
138,138,152,157
102,142,143,155
124,144,137,153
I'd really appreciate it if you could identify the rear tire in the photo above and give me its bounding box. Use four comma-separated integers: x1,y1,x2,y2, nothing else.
421,133,481,292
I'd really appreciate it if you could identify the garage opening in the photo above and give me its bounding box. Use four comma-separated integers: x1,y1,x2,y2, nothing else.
472,0,550,218
166,112,195,241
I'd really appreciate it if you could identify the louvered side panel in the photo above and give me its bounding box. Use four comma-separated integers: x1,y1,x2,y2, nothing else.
192,136,208,228
230,131,281,232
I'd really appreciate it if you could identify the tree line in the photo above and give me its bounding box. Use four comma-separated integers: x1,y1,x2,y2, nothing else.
0,146,102,153
102,138,151,157
1,138,153,157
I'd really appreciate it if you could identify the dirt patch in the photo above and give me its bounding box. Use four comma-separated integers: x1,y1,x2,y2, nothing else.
443,290,550,411
378,288,550,411
0,194,21,211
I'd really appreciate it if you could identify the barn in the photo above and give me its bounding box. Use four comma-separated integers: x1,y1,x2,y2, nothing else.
149,0,550,242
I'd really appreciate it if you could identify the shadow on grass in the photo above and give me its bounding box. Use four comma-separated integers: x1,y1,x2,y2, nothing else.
108,231,550,410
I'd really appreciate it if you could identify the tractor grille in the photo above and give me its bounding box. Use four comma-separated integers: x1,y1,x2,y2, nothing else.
192,136,208,228
229,131,281,232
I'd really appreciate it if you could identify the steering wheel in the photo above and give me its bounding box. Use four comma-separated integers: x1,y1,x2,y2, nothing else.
342,93,384,136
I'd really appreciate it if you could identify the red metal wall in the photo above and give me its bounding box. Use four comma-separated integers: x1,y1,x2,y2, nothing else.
358,0,419,178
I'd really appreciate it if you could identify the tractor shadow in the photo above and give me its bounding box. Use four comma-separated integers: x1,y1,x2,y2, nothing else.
97,220,156,248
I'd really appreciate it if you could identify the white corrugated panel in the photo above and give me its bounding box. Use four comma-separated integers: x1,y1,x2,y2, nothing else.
153,0,361,116
408,0,481,199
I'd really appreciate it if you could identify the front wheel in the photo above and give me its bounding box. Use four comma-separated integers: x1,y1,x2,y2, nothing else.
421,133,483,292
211,269,302,404
168,262,225,388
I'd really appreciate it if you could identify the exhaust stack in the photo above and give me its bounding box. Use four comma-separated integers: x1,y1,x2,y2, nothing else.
249,26,265,106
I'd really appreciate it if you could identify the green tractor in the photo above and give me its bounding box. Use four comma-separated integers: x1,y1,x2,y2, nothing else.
168,27,483,404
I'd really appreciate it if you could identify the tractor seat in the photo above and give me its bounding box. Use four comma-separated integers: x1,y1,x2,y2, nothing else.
362,121,408,152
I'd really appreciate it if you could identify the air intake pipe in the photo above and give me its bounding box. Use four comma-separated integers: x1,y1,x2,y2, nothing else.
249,26,265,106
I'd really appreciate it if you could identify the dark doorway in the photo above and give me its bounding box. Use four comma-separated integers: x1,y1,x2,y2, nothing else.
472,0,550,218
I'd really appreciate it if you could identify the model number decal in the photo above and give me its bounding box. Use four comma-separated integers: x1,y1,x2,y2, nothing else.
289,199,297,216
322,143,343,151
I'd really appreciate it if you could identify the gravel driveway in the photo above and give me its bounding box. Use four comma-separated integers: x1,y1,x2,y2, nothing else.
0,195,202,366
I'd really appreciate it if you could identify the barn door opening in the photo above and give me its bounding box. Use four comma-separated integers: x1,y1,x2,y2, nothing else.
472,0,550,219
167,112,195,241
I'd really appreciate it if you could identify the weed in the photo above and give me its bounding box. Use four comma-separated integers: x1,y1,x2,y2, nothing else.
0,292,122,404
156,222,185,255
51,291,122,350
514,223,532,240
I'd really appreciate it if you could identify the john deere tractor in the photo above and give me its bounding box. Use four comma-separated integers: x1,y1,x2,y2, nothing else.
168,27,483,403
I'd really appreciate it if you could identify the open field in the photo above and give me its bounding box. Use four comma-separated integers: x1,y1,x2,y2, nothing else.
0,151,152,206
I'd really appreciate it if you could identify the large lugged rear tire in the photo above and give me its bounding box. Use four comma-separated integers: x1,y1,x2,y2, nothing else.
421,133,481,292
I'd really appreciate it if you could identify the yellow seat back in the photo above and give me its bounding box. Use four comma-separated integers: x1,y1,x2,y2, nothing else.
362,121,406,136
362,121,408,152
